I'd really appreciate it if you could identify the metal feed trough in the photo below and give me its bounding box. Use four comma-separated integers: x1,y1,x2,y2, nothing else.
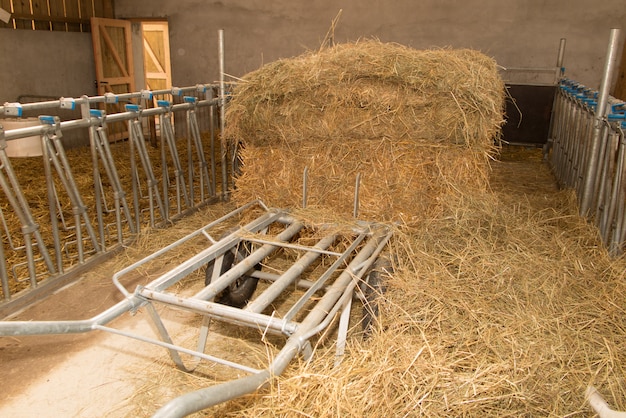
0,199,393,416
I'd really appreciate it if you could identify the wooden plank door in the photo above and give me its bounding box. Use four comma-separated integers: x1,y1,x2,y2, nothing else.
142,21,172,144
91,17,135,140
142,22,172,92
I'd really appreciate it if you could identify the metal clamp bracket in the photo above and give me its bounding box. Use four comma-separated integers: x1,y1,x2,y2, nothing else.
3,102,22,117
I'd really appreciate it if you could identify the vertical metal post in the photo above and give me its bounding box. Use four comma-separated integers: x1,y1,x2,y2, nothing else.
556,38,566,81
208,87,217,196
218,29,228,199
545,38,567,159
580,28,621,215
84,100,106,251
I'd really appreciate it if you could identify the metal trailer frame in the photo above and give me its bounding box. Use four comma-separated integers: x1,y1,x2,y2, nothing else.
0,199,393,417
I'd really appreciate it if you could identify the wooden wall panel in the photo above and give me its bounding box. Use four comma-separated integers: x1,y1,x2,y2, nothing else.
11,0,32,29
48,0,67,31
0,0,12,29
30,0,49,30
1,0,114,32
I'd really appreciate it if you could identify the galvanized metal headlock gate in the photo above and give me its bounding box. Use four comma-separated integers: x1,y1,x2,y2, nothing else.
0,83,230,309
0,199,393,417
548,28,626,256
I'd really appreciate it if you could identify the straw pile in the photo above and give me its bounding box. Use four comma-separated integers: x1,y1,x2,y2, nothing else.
226,40,505,223
200,149,626,417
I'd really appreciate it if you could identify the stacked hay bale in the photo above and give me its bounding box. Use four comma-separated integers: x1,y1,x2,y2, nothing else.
225,40,505,223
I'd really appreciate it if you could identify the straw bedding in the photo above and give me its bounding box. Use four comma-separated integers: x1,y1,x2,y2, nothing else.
184,41,626,416
0,133,214,297
226,40,505,223
202,151,626,417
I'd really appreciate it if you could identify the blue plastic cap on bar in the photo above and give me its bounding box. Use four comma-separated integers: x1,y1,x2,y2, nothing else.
141,89,153,100
157,100,171,108
607,113,626,121
621,121,626,129
183,96,197,104
125,104,141,112
39,115,56,125
90,109,105,118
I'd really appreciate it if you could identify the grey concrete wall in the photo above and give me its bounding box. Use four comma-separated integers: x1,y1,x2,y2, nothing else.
0,28,97,103
115,0,625,91
0,1,624,104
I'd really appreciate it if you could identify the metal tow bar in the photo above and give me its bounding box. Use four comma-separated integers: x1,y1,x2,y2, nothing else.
0,199,393,417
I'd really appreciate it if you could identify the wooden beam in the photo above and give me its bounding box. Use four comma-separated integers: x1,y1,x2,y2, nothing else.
11,12,90,26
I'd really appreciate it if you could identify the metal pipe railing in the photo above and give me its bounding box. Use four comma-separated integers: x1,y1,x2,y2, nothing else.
0,81,230,307
580,28,621,215
548,43,626,257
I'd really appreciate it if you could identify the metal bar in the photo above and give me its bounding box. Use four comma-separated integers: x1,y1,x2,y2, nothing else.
138,289,299,335
160,109,190,215
85,102,106,252
193,221,304,301
245,234,337,313
129,117,166,225
0,85,218,114
152,225,392,417
580,28,621,215
282,230,368,323
112,203,276,297
218,29,228,198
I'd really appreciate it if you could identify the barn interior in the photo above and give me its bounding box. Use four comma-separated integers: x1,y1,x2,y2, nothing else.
0,1,625,417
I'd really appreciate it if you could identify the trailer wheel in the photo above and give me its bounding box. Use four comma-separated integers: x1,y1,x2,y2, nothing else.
204,240,261,308
361,256,392,336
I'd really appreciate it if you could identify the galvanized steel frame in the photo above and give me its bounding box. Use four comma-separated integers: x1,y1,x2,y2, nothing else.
548,29,625,256
0,83,227,309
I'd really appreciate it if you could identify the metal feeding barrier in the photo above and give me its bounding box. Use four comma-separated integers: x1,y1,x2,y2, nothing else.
0,29,231,311
0,83,228,312
548,28,625,256
0,199,393,417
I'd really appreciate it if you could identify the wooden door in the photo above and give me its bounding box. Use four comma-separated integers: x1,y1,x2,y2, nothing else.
91,17,135,140
142,22,172,92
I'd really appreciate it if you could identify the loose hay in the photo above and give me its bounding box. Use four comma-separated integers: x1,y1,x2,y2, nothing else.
225,39,506,223
202,152,626,417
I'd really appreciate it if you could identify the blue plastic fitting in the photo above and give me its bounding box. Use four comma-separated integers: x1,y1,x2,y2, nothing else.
125,104,141,112
38,115,56,125
89,109,105,118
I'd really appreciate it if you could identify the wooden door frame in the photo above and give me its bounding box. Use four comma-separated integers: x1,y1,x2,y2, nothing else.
91,17,136,96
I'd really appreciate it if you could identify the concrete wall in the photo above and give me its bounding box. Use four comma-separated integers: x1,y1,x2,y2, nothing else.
115,0,626,91
0,28,96,103
0,1,624,104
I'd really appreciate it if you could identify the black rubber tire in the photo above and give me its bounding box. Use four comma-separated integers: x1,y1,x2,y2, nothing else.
361,257,392,335
204,242,260,308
